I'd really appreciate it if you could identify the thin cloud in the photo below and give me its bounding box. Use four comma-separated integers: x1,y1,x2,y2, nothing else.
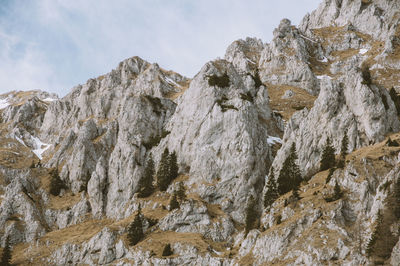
0,0,320,96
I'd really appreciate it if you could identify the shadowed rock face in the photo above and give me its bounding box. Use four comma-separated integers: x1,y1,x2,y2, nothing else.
2,0,400,264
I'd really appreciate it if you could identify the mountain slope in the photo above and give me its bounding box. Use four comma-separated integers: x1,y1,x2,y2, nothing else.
1,0,400,265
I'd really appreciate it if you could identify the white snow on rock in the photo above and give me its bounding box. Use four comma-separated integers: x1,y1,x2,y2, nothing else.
164,76,180,87
267,136,282,145
15,136,27,147
0,98,10,109
31,136,51,160
359,48,369,55
318,57,328,63
316,75,332,80
42,97,57,102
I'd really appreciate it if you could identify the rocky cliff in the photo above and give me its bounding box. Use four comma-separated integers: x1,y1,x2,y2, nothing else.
1,0,400,265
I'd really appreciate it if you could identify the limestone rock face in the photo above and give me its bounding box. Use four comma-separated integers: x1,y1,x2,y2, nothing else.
161,59,280,222
224,37,264,74
40,57,181,219
272,70,399,177
259,19,320,95
300,0,400,41
2,0,400,264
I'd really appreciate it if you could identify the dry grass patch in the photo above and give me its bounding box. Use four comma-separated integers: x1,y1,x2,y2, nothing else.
12,218,114,265
48,192,84,210
267,84,317,120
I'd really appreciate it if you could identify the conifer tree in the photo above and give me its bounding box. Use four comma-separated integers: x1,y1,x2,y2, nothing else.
169,192,180,210
394,179,400,219
176,182,186,201
162,243,173,256
138,155,155,198
320,137,336,171
337,133,349,168
264,168,279,209
127,205,144,246
292,185,301,201
245,195,257,235
1,236,11,266
366,210,382,257
168,151,179,181
49,168,65,196
340,133,349,159
157,148,171,191
277,143,302,195
333,181,342,200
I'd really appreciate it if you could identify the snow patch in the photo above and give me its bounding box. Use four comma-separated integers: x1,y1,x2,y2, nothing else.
246,58,256,64
316,75,332,80
318,57,328,63
164,76,180,87
42,97,56,102
359,48,369,55
267,136,282,145
0,98,9,109
31,136,51,160
15,136,27,147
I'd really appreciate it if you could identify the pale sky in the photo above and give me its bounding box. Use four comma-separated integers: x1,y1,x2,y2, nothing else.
0,0,321,96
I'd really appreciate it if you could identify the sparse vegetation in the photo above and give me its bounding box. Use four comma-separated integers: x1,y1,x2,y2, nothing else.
142,130,170,150
127,206,144,246
240,91,254,103
277,143,302,195
49,168,66,196
251,70,262,88
1,236,12,266
394,179,400,219
137,155,155,198
325,168,335,184
169,192,180,210
162,243,173,256
176,182,186,202
389,87,400,115
264,167,279,209
216,96,238,112
245,195,257,235
366,210,382,257
156,148,179,191
208,72,230,88
361,64,372,86
324,181,342,202
276,215,282,225
320,137,336,171
144,95,163,115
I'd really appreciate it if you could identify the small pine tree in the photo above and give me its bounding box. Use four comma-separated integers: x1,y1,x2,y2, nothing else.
366,210,382,257
30,160,35,169
361,64,372,85
168,151,179,182
245,195,257,235
49,168,65,196
264,168,279,209
176,182,186,201
340,133,349,159
333,181,342,200
292,186,301,201
138,155,155,198
320,137,336,171
394,179,400,219
1,236,11,266
169,192,180,210
157,148,171,191
127,206,144,246
277,143,302,195
162,243,173,256
389,87,400,115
